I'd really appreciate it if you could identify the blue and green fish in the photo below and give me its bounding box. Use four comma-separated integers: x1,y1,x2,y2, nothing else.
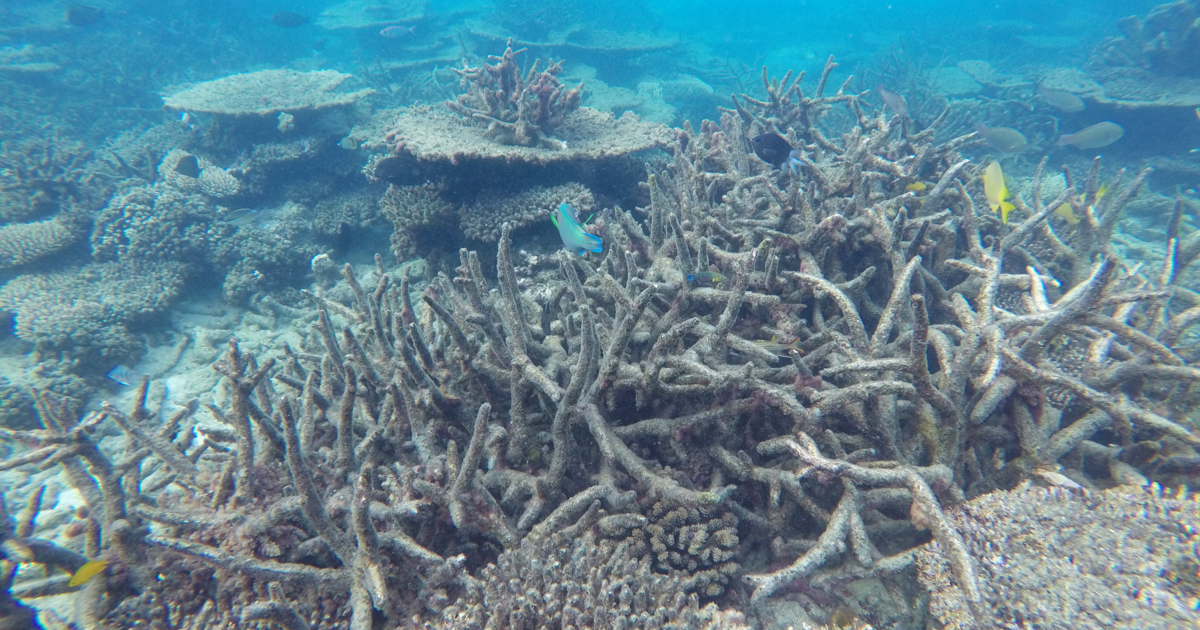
551,202,602,256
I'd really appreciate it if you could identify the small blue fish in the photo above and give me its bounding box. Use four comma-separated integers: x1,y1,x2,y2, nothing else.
106,365,141,387
550,202,602,256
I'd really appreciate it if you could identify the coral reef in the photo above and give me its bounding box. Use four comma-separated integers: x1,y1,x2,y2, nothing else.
917,482,1200,630
359,41,673,252
0,132,112,223
0,53,1197,630
376,102,670,166
90,182,228,265
438,531,749,629
158,149,240,199
162,69,375,117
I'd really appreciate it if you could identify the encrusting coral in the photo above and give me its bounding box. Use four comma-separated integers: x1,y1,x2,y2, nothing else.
0,55,1197,630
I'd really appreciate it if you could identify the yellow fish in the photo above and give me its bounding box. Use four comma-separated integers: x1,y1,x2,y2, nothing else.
1053,183,1107,225
906,181,927,192
755,335,804,356
983,161,1015,224
68,559,108,587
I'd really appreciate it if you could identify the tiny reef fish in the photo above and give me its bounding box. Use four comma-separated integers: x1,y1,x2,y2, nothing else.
540,301,552,336
69,560,108,587
975,123,1028,153
755,335,803,356
687,271,726,286
551,202,602,256
983,161,1015,224
1058,121,1124,149
1053,183,1107,225
876,86,909,118
380,25,416,38
751,133,801,174
1037,86,1084,113
906,182,927,192
106,365,141,387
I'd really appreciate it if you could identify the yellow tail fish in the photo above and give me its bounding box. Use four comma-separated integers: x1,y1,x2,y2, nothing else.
983,161,1015,224
1053,183,1107,225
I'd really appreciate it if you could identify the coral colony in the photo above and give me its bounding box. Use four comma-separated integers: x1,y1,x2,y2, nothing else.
1,4,1199,630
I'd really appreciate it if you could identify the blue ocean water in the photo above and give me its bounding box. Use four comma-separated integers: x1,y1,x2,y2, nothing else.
1,0,1198,628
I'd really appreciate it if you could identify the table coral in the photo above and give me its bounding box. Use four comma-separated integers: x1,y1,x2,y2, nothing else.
162,69,374,117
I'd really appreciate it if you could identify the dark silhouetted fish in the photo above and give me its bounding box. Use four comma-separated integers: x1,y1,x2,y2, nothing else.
174,154,200,178
67,5,104,26
540,301,552,336
271,11,310,28
1057,121,1124,149
751,133,801,174
975,123,1028,153
1037,86,1084,113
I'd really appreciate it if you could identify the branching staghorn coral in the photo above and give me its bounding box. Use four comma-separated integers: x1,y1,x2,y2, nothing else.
446,37,582,147
0,56,1196,630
